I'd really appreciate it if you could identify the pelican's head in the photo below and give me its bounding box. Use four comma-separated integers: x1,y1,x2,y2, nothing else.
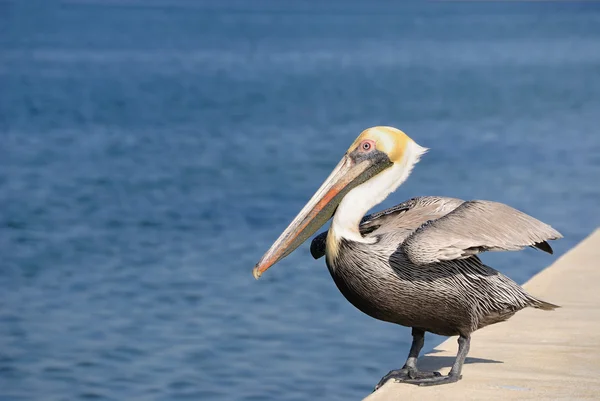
252,126,427,279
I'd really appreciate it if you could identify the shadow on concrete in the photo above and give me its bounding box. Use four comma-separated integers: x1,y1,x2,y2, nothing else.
418,355,503,372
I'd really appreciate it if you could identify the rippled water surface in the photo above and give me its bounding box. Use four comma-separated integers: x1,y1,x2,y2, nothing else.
2,1,600,400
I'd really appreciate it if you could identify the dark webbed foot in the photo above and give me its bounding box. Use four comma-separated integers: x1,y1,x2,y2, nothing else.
375,368,441,390
374,333,471,390
402,373,462,386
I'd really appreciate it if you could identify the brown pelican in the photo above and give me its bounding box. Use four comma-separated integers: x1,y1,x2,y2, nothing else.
252,126,561,387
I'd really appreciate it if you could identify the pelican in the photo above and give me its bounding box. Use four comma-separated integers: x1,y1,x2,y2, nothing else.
253,126,561,387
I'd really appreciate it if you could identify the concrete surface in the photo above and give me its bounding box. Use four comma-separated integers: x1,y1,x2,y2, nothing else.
365,228,600,401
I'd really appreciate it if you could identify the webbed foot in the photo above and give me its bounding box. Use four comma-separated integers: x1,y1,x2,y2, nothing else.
402,373,462,386
375,368,442,390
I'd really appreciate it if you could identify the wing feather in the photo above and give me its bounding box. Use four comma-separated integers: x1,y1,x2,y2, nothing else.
402,200,563,265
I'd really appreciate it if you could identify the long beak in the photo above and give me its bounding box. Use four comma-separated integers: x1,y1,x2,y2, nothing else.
253,154,374,279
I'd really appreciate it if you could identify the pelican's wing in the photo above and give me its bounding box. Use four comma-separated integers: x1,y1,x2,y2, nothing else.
310,196,465,259
401,200,563,265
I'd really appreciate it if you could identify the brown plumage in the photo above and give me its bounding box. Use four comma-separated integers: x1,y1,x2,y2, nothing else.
253,127,562,388
316,196,560,387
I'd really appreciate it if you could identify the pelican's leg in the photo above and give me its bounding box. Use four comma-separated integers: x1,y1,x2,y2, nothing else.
401,334,471,386
375,328,441,390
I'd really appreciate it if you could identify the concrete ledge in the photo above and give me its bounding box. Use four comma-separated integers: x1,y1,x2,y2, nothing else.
365,229,600,401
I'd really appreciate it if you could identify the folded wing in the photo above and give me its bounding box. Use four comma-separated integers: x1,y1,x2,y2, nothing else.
402,200,563,265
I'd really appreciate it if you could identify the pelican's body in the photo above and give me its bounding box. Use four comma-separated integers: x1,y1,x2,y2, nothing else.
253,127,561,387
313,196,556,337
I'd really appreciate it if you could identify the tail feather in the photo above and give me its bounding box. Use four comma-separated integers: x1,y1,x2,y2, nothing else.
530,297,560,311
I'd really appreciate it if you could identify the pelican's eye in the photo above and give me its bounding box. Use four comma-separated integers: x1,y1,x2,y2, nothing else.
359,140,375,152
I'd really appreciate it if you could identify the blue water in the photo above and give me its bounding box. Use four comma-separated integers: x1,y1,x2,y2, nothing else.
2,1,600,400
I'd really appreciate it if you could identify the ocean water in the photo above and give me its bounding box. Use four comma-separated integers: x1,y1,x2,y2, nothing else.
1,1,600,400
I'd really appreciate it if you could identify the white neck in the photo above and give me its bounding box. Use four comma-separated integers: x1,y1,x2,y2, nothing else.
327,141,427,255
